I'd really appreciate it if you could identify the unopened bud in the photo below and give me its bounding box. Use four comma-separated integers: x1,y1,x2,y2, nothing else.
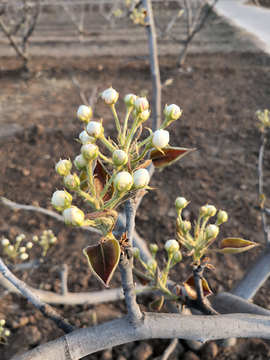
55,159,72,177
0,320,6,327
79,130,96,145
1,239,10,247
205,224,219,240
175,197,188,210
32,236,39,242
132,247,140,258
81,143,99,161
165,239,179,253
217,210,228,225
64,174,81,191
114,171,133,193
86,121,104,138
199,205,207,216
49,237,57,244
150,243,158,255
19,233,25,239
172,250,182,263
124,94,137,107
74,154,87,170
77,105,92,123
164,104,181,120
20,253,29,261
63,206,84,227
19,247,26,253
205,205,217,217
4,329,10,337
101,87,119,105
180,221,191,233
7,245,14,252
51,190,73,211
133,169,150,189
26,242,33,249
16,236,23,243
138,109,150,123
151,129,170,149
0,327,3,333
134,97,149,113
112,150,128,166
147,258,157,272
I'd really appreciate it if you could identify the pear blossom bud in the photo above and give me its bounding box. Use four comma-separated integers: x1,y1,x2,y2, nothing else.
49,237,57,244
55,159,72,177
151,129,170,149
205,205,217,217
19,247,26,253
0,319,5,326
101,88,119,105
132,247,140,258
64,173,81,191
86,121,104,138
26,242,33,249
205,224,219,240
172,250,182,263
16,236,23,243
20,253,29,261
32,236,39,242
79,130,96,144
175,197,188,210
112,150,128,166
51,190,73,211
114,171,133,193
150,243,158,255
0,327,3,333
7,245,14,252
138,109,150,123
165,239,179,253
217,210,228,225
164,104,181,120
199,206,207,216
134,97,149,113
124,94,137,107
81,143,99,161
180,221,191,233
1,239,10,246
4,330,10,337
19,233,25,240
147,258,157,272
133,169,150,189
77,105,92,123
74,154,87,170
63,206,84,227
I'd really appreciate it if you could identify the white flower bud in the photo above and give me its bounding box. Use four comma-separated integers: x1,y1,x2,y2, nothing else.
4,329,10,337
86,121,104,138
26,242,33,249
164,104,181,120
16,236,22,243
175,197,188,210
49,237,57,244
77,105,92,122
1,239,10,246
180,221,191,233
101,88,119,105
79,130,96,145
205,224,219,240
114,171,133,193
138,109,150,123
55,159,72,177
133,169,150,189
0,319,6,327
19,247,26,253
172,250,182,263
19,233,25,239
64,174,81,191
147,258,157,272
124,94,137,107
132,247,140,258
63,206,84,227
32,236,39,242
151,129,170,149
0,326,3,333
217,210,228,225
74,154,87,170
20,253,29,261
7,245,14,252
112,150,128,166
205,205,217,217
165,239,179,253
81,143,99,161
51,190,72,211
134,97,149,113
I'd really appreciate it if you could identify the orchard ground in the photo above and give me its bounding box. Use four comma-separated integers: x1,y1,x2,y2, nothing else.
1,4,270,360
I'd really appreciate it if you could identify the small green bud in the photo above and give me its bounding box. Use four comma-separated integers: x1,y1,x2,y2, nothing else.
172,250,182,263
216,210,228,225
55,159,72,177
74,154,87,170
0,319,6,327
205,224,219,240
175,197,188,210
180,221,191,233
132,247,140,258
64,173,81,191
205,205,217,217
147,258,157,272
164,239,179,253
149,243,158,255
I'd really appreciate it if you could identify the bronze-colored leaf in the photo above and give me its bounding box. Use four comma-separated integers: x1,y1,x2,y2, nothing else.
149,296,164,312
182,275,212,300
0,336,8,345
133,267,151,286
135,159,152,170
93,159,113,201
217,238,259,254
149,147,195,168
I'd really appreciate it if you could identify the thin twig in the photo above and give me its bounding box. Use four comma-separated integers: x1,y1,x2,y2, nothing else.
8,258,44,272
160,338,178,360
60,264,68,296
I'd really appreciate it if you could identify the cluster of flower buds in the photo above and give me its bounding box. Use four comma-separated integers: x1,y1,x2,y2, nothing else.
255,109,270,131
1,234,33,262
0,319,10,344
32,229,57,257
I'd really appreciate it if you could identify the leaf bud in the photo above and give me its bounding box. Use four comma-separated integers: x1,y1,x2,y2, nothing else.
124,93,137,107
114,171,133,193
4,330,10,337
64,174,81,191
150,129,170,149
74,154,87,170
165,239,179,253
51,190,73,212
0,319,6,327
32,236,39,242
86,121,104,138
63,206,84,227
55,159,72,177
175,197,188,210
164,104,181,121
20,253,29,261
134,97,149,113
79,130,96,145
147,258,157,272
7,245,14,252
101,87,119,105
216,210,228,225
81,143,99,161
180,221,191,233
172,250,182,263
133,169,150,189
77,105,92,123
132,247,140,258
26,242,33,249
205,205,217,217
1,239,10,247
149,243,158,256
19,247,26,253
205,224,219,240
112,150,128,166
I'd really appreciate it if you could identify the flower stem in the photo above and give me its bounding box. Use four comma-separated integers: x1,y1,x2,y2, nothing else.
110,104,123,144
100,135,117,153
98,151,114,165
122,107,133,141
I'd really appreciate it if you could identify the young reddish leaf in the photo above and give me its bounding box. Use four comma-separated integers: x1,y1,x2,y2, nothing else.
182,275,212,300
216,238,259,254
149,296,164,312
94,159,113,201
149,147,194,168
83,238,120,288
0,336,8,345
132,267,151,286
134,159,152,171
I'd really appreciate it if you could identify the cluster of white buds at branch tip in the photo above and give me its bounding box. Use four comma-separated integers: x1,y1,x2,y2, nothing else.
124,94,137,107
63,206,84,227
175,197,188,211
114,171,133,193
205,224,219,240
165,239,179,254
64,174,81,191
133,169,150,189
51,190,73,211
112,150,128,166
150,129,170,149
74,154,87,170
101,88,119,105
135,97,149,113
77,105,92,123
0,319,10,338
86,121,104,138
164,104,181,121
55,159,72,177
79,130,96,144
147,258,157,272
81,143,99,161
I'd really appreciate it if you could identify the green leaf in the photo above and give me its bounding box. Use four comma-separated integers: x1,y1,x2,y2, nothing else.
216,238,259,254
94,160,113,201
182,275,212,299
149,296,164,312
83,238,120,288
149,147,194,168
